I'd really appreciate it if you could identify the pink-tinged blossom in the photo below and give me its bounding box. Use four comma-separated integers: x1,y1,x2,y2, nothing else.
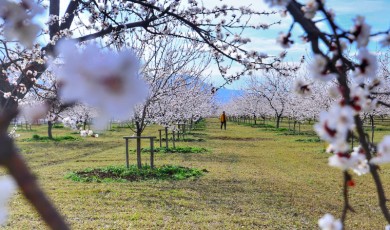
264,0,291,7
328,152,355,171
301,0,319,19
370,136,390,165
353,48,377,83
318,213,342,230
330,40,348,55
328,145,369,175
314,104,355,144
276,32,293,48
351,146,370,176
380,34,390,47
52,41,148,129
350,16,371,48
326,141,350,154
0,0,43,48
293,79,311,96
350,85,377,112
0,176,17,225
310,55,337,81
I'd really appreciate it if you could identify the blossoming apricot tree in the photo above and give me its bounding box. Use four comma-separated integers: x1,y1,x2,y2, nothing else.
0,0,280,228
266,0,390,229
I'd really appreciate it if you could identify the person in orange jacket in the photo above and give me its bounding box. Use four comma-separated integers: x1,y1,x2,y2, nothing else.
220,111,227,130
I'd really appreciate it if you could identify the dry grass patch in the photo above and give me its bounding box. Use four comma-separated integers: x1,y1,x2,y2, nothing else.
2,119,390,229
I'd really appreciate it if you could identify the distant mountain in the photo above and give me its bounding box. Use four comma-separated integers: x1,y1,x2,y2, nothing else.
215,88,244,104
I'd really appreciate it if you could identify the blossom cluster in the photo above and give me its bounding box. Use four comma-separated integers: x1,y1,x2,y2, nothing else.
51,41,148,129
0,0,43,47
318,213,342,230
263,0,390,228
80,129,98,138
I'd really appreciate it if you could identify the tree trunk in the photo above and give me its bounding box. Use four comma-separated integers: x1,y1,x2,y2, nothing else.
288,117,291,130
48,121,53,139
276,115,281,129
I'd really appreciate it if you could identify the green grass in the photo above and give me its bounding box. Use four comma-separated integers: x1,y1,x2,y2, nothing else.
295,138,322,143
134,146,208,154
21,134,81,142
66,165,206,182
3,118,390,229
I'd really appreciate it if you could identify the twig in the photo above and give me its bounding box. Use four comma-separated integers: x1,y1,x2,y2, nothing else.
0,110,69,229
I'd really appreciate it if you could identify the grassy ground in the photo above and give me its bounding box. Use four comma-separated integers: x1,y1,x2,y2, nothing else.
3,118,390,229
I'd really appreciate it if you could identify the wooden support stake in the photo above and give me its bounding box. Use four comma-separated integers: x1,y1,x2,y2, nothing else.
125,138,129,169
150,137,154,169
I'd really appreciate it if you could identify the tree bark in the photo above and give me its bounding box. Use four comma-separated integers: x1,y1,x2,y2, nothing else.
276,115,281,128
48,121,53,139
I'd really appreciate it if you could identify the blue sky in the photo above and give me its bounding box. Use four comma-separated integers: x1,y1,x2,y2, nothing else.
205,0,390,89
54,0,389,89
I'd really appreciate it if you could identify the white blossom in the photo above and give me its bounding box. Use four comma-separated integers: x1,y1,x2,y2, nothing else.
52,41,148,129
301,0,319,19
318,213,342,230
328,145,369,174
293,79,311,96
80,130,88,137
314,104,355,144
0,0,43,48
351,147,370,176
353,48,378,83
350,85,377,112
62,117,77,130
310,55,337,81
326,140,350,154
276,32,293,48
350,15,371,48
